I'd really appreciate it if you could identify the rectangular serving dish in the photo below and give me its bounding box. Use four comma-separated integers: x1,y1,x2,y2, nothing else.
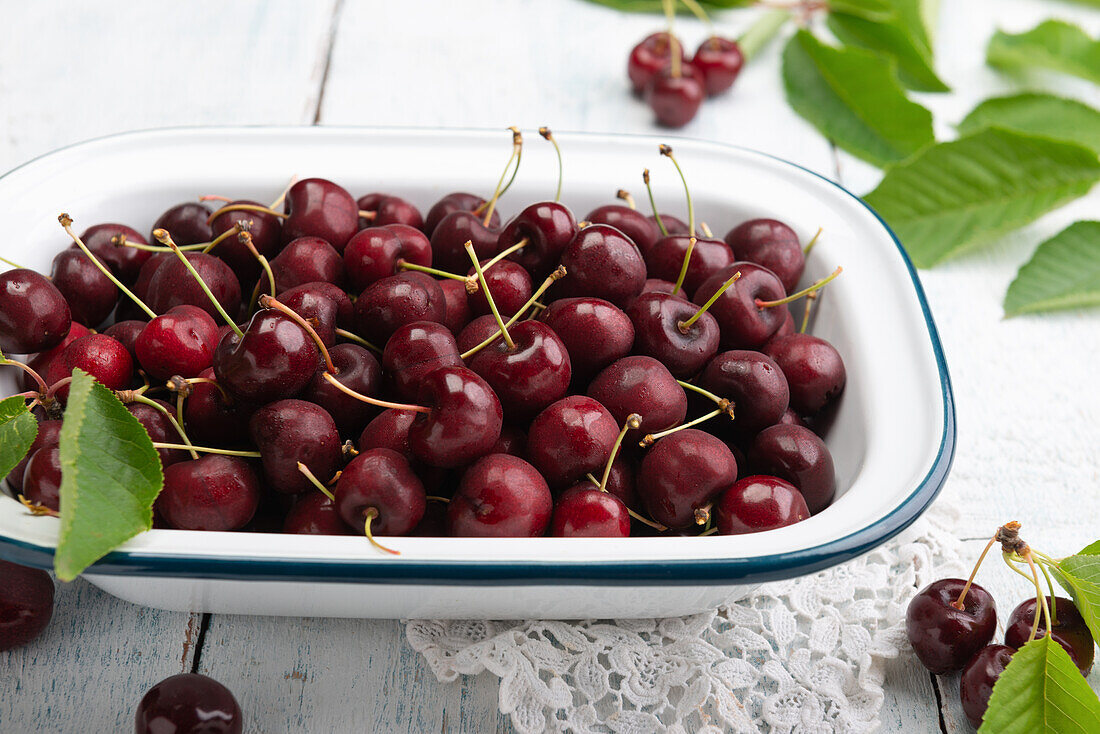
0,127,954,619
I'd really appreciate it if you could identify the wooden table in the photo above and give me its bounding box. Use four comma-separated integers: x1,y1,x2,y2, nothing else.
2,1,1098,731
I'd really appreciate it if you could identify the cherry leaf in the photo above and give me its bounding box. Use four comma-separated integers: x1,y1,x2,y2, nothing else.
1053,554,1100,645
987,20,1100,85
55,368,163,581
1079,541,1100,556
959,93,1100,155
0,395,38,481
1003,222,1100,317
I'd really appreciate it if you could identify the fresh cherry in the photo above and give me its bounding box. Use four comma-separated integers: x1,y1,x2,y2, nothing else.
50,247,118,327
960,645,1014,729
277,284,339,346
747,424,835,514
135,305,220,380
539,297,635,385
638,428,737,528
0,560,54,651
645,65,705,128
626,291,719,378
382,321,462,402
212,311,320,404
490,424,527,457
357,192,424,231
0,269,72,354
424,192,501,237
45,333,134,398
303,343,382,435
182,368,251,447
455,314,504,355
146,252,241,322
101,320,144,364
280,281,354,330
495,201,577,277
265,236,345,293
551,485,631,537
556,224,646,308
127,398,188,468
716,475,808,535
438,279,472,335
135,673,243,734
153,203,213,246
359,409,418,459
79,223,151,283
344,224,432,290
643,235,735,296
209,200,283,285
1004,596,1095,675
281,178,359,252
429,210,501,274
22,446,62,511
467,320,571,419
906,578,997,674
466,259,532,318
23,322,90,392
698,350,789,435
628,32,687,95
692,36,744,96
527,395,620,489
448,454,552,537
250,399,343,494
334,448,426,536
764,334,846,417
725,218,804,294
408,366,503,468
692,262,788,350
156,454,260,531
283,491,351,535
587,356,687,437
5,419,62,492
585,203,660,256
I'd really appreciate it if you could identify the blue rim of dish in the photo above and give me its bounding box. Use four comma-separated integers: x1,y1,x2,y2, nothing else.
0,126,955,587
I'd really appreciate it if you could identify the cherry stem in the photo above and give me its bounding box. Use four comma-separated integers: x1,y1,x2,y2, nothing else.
459,266,566,360
235,231,275,300
0,354,49,395
539,127,563,202
0,255,31,270
799,291,818,334
680,0,712,25
598,414,642,492
662,0,681,78
269,176,298,210
480,237,529,272
670,237,696,296
676,381,734,417
127,393,198,460
694,504,712,526
587,473,668,531
478,127,523,226
44,377,73,402
18,495,59,518
205,203,287,226
168,375,230,403
358,209,378,222
803,227,823,256
699,222,714,238
334,328,383,355
119,240,208,253
660,145,694,235
699,526,718,536
397,260,477,291
199,223,244,254
465,241,515,350
297,462,335,501
1036,560,1059,627
153,228,244,337
738,9,792,62
364,508,400,555
151,442,261,458
679,271,741,332
953,534,998,610
643,169,669,237
59,214,158,319
321,372,430,413
258,294,336,375
640,407,724,448
616,189,636,210
425,495,451,503
199,195,232,203
1024,551,1053,642
756,266,843,309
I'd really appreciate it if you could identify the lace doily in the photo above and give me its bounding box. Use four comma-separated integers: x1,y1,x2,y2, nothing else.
405,502,964,733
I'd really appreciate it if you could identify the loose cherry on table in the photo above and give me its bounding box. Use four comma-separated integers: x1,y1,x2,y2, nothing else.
637,428,738,529
628,31,687,95
135,673,243,734
747,423,835,514
906,578,997,674
539,297,635,385
0,268,71,354
303,343,382,434
155,454,261,531
152,203,213,246
1004,596,1095,675
0,560,54,652
645,64,705,129
448,453,553,537
334,447,426,549
725,218,805,293
281,178,360,252
527,395,620,489
555,224,647,308
692,36,744,96
764,333,846,417
356,192,424,231
960,645,1015,729
715,475,808,535
344,224,432,291
249,399,343,495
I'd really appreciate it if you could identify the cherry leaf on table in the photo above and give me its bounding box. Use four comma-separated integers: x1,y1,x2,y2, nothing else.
0,395,37,480
55,368,163,582
987,20,1100,85
1003,221,1100,317
863,128,1100,268
978,635,1100,733
781,30,935,167
1052,554,1100,644
959,93,1100,155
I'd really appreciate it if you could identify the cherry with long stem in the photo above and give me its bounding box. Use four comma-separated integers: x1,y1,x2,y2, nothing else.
642,169,669,236
0,352,49,396
599,413,641,491
205,202,287,226
257,294,337,375
459,266,567,360
297,462,336,501
269,176,298,210
583,470,668,532
153,228,244,337
320,372,430,414
679,271,740,332
363,508,400,556
639,408,727,448
539,127,563,203
953,534,998,610
0,255,31,270
803,227,823,256
479,237,529,272
661,0,682,78
59,213,158,319
396,260,477,292
799,291,818,334
660,144,694,235
755,266,843,309
124,392,199,460
151,442,261,458
465,241,515,350
238,231,277,300
334,328,383,355
670,237,696,296
676,380,735,417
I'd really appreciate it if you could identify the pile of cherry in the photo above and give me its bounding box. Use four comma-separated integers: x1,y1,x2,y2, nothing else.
0,141,845,550
630,30,743,127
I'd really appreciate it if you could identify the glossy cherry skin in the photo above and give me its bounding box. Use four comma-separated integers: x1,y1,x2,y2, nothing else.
22,446,62,511
645,66,705,128
467,320,571,419
284,492,351,535
638,429,738,529
716,475,808,535
334,448,426,536
359,409,418,459
448,454,552,537
627,291,719,378
456,314,504,355
303,343,382,435
212,311,320,404
764,334,846,417
153,202,213,246
654,213,689,236
584,204,660,256
556,224,647,308
960,645,1014,729
527,395,620,489
281,281,354,330
0,269,71,354
45,333,133,398
1004,596,1095,675
146,252,242,322
5,420,62,492
102,320,144,364
24,322,91,392
424,192,501,237
767,308,797,346
628,32,687,94
77,223,151,283
50,247,118,327
0,560,54,652
725,218,804,294
539,297,635,385
250,399,342,495
357,192,424,230
209,199,283,285
698,350,790,435
382,321,462,402
183,368,252,447
603,455,637,510
587,356,687,436
490,424,527,457
135,673,242,734
277,284,339,346
905,579,997,674
429,210,501,274
266,236,346,293
344,224,432,290
551,485,631,537
692,36,744,96
409,366,503,469
438,279,472,335
354,272,446,345
156,455,260,531
134,305,220,380
747,424,835,514
496,201,578,277
282,178,359,252
127,398,188,469
466,259,532,318
692,262,789,350
643,235,735,296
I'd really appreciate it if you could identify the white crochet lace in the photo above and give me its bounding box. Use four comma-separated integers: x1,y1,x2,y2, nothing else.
405,503,964,733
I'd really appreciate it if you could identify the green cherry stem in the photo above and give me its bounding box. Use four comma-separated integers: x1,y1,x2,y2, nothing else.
953,534,998,610
258,294,336,375
125,393,198,460
659,144,694,236
153,228,243,337
679,0,712,25
397,260,478,291
364,508,400,555
670,237,696,296
321,372,431,414
1024,551,1053,642
1035,559,1059,626
297,461,336,501
699,222,714,239
639,408,725,448
205,203,287,227
616,189,636,210
334,328,383,355
585,472,668,532
643,169,669,236
152,442,261,458
755,266,843,309
269,176,298,210
477,127,523,226
0,255,31,270
803,227,823,256
239,231,276,298
60,213,157,319
679,271,741,332
465,241,515,350
676,381,734,418
599,414,642,492
480,237,529,272
459,266,566,360
662,0,681,78
539,127,563,202
799,291,818,334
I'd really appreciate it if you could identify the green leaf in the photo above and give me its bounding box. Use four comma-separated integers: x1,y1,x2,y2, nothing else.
979,635,1100,733
55,369,163,581
959,93,1100,155
0,395,38,481
863,128,1100,268
828,0,950,92
1004,222,1100,316
582,0,750,11
1054,554,1100,644
987,20,1100,85
1079,541,1100,556
827,0,895,21
781,30,935,166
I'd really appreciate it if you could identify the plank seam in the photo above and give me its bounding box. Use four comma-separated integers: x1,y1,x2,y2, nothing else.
312,0,348,125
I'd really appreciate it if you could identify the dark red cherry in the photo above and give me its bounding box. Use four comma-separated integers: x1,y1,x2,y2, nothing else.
22,446,62,511
0,269,71,354
45,333,133,398
603,454,637,510
344,224,432,290
102,320,145,364
551,485,631,537
539,297,635,385
448,454,552,537
716,475,808,534
354,272,447,345
127,398,188,468
265,236,345,293
490,424,527,457
359,409,418,459
24,322,90,392
250,399,342,495
131,253,171,304
527,395,619,489
764,334,846,416
466,259,532,318
766,308,797,346
153,203,213,246
424,192,501,237
692,36,744,96
135,305,220,380
777,408,805,428
280,281,354,330
495,201,578,277
906,579,997,674
209,199,283,285
456,314,506,355
0,560,54,652
50,247,118,327
587,356,687,436
5,419,62,492
643,235,735,296
653,214,690,236
183,368,251,447
960,645,1014,729
692,262,788,350
156,455,260,531
556,224,646,308
284,491,352,535
408,366,503,469
79,223,151,283
628,32,688,95
584,204,660,256
382,321,462,402
135,673,242,734
748,424,835,514
645,65,705,128
303,343,382,435
212,311,320,404
146,252,242,322
698,350,790,435
357,192,424,230
638,429,738,529
467,321,571,419
334,448,426,536
281,178,359,252
626,291,719,378
725,219,804,294
277,284,338,346
1004,596,1095,675
438,279,472,335
429,210,501,274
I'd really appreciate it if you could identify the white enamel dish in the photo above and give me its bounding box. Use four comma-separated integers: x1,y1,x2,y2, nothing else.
0,127,954,619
